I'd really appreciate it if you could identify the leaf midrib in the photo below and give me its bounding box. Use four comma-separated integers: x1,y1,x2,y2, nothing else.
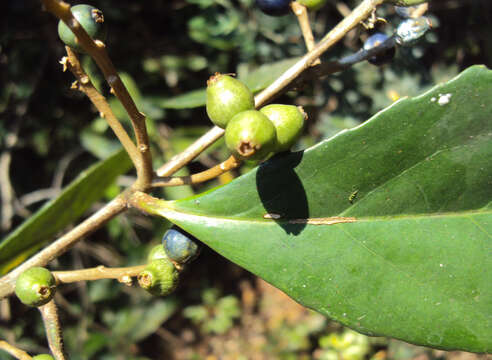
163,204,492,225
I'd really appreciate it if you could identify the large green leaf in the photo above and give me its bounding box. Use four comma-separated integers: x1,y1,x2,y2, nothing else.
156,57,300,109
0,149,133,274
136,66,492,352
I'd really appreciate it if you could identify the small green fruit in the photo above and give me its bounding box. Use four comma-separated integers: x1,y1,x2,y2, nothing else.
138,259,179,297
297,0,327,11
206,73,255,129
147,244,168,262
260,104,306,152
225,110,277,160
57,4,107,53
15,267,56,307
32,355,55,360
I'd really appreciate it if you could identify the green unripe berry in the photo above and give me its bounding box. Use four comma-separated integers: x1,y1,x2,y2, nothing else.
57,4,107,53
225,110,277,160
32,355,55,360
15,267,56,307
260,104,306,152
206,73,255,129
147,244,168,262
138,259,179,297
297,0,327,11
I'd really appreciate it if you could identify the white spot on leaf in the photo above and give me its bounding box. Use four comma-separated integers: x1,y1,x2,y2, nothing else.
437,93,452,106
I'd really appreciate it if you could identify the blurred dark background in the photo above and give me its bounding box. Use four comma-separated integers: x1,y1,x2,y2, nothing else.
1,0,491,359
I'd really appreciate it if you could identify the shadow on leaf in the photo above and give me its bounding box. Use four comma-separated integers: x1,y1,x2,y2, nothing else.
256,151,308,235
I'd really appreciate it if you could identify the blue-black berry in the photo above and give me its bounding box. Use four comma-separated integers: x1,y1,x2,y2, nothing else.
256,0,292,16
162,228,201,265
395,17,431,47
363,32,395,66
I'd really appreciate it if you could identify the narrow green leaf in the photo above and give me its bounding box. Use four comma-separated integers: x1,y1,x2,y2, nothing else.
0,150,133,274
156,57,300,109
156,89,207,110
140,66,492,352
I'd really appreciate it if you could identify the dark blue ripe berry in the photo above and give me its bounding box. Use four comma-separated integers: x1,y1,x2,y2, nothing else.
363,32,396,66
162,228,201,265
256,0,292,16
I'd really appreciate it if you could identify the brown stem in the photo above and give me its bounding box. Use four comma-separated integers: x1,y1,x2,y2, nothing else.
291,2,320,65
38,301,66,360
0,195,127,299
155,0,384,177
153,155,241,187
41,0,153,190
63,47,140,168
53,265,146,284
0,340,32,360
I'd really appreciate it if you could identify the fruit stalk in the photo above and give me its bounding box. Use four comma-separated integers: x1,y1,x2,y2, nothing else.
0,340,33,360
38,301,66,360
52,265,146,284
153,155,241,187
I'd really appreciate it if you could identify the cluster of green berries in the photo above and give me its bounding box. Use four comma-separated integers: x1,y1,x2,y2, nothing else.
138,227,201,297
57,4,107,53
256,0,327,16
206,73,306,161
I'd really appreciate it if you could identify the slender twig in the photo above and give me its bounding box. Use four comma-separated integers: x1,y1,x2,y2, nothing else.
336,2,352,17
291,2,320,65
0,128,20,231
38,301,66,360
41,0,153,190
0,298,11,321
0,195,127,299
19,189,61,207
0,340,32,360
155,0,384,177
411,2,428,17
63,47,140,168
156,126,225,177
153,155,241,187
53,265,146,284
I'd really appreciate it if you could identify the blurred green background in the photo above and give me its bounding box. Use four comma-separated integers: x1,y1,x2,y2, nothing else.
1,0,491,358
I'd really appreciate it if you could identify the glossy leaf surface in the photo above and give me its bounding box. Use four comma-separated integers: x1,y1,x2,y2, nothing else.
0,150,132,274
139,66,492,352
